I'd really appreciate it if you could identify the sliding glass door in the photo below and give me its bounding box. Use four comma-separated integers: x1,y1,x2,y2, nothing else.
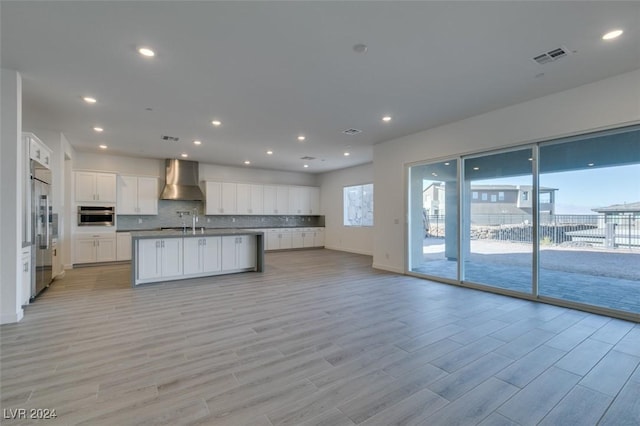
538,129,640,313
407,125,640,319
408,160,458,281
461,148,533,294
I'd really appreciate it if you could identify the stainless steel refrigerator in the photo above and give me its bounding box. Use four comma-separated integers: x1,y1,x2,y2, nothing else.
31,161,53,299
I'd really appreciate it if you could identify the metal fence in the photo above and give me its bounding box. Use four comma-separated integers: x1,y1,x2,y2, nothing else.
424,214,638,248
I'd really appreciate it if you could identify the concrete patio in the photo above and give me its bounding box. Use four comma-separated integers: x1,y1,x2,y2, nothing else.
413,240,640,315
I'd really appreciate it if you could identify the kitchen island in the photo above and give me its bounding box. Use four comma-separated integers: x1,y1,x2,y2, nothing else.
130,229,264,286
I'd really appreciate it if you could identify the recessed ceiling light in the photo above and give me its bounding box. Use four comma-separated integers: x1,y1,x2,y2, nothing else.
211,120,222,127
353,43,368,54
602,29,623,40
83,96,97,104
528,158,533,161
473,167,480,170
266,150,273,155
99,144,107,149
431,172,438,177
344,152,350,156
382,116,392,122
244,160,251,165
298,135,306,141
193,140,202,145
588,163,595,167
138,47,155,57
303,164,309,168
181,153,188,158
93,127,104,132
444,162,450,166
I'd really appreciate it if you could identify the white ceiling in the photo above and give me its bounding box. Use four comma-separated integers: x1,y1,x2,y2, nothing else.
2,1,639,173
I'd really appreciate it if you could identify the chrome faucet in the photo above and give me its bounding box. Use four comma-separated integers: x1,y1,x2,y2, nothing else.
192,208,199,234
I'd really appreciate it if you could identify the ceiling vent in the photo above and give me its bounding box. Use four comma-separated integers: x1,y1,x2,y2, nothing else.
300,156,316,160
161,135,180,142
343,128,362,135
532,46,570,65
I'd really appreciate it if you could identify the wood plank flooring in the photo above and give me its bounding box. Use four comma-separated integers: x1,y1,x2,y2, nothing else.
1,249,639,425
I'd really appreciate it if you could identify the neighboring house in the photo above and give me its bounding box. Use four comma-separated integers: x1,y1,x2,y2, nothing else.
592,201,640,227
423,184,557,224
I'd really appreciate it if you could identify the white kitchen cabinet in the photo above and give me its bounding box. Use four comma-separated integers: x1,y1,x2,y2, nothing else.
313,228,325,247
116,232,132,261
308,187,320,215
74,233,116,264
183,236,221,275
136,238,182,281
265,229,292,250
25,133,52,169
263,185,289,215
21,246,31,305
221,235,256,270
288,186,320,215
291,229,304,248
236,184,263,215
75,171,117,202
117,176,158,215
288,187,305,215
303,228,325,247
205,181,237,214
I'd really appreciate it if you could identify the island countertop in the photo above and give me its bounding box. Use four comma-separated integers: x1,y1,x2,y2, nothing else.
130,229,264,239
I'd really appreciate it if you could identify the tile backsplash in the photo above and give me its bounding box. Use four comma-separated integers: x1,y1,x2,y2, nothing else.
117,200,324,230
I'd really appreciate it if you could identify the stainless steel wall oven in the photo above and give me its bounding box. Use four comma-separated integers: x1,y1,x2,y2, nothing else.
77,206,115,226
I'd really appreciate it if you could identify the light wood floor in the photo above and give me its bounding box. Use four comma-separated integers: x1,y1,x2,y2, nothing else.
1,249,639,425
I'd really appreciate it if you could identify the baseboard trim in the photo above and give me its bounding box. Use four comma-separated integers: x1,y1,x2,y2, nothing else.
324,245,373,256
372,263,404,274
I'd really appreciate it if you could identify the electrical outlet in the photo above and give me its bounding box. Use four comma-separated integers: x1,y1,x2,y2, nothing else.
138,218,143,224
232,218,236,223
207,218,211,223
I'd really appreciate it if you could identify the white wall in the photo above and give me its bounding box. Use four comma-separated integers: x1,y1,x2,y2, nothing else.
373,69,640,273
1,69,24,324
73,152,318,187
74,152,163,177
319,163,373,255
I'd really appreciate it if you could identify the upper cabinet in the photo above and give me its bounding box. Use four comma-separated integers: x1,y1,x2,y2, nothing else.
24,133,52,169
207,182,319,216
289,186,321,215
236,184,263,215
263,185,289,215
117,175,158,215
205,181,237,215
75,171,117,202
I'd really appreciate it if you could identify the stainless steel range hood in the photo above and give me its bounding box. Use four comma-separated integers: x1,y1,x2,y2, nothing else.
160,159,204,201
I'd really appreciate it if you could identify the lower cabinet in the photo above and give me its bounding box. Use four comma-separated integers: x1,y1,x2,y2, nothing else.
74,233,116,264
265,228,324,250
21,246,31,305
183,236,221,275
222,235,257,270
133,234,260,285
266,229,292,250
137,238,183,281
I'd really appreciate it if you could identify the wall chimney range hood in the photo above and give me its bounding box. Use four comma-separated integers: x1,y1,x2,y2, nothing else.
160,159,204,201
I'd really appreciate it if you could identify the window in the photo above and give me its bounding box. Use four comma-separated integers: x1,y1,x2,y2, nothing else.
498,191,505,201
522,191,529,201
344,184,373,226
481,193,488,201
472,191,478,199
